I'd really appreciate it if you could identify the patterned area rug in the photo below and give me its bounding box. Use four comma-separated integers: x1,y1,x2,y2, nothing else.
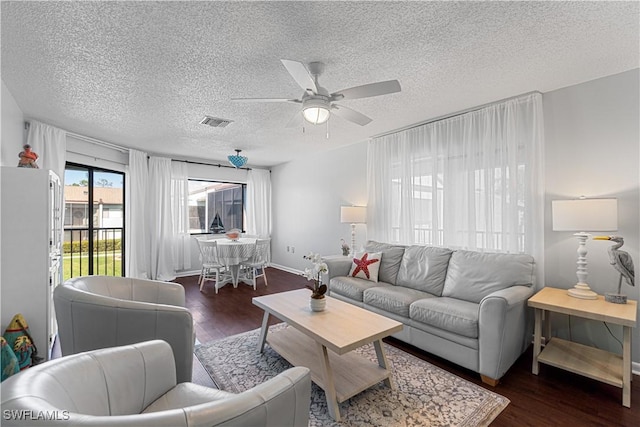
194,325,509,426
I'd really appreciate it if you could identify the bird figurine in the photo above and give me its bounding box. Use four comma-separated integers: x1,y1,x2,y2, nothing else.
593,235,635,304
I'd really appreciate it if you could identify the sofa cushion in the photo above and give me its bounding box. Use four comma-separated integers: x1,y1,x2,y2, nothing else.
442,250,534,303
330,276,391,302
348,252,382,282
364,286,435,318
396,245,453,295
410,297,479,339
364,241,406,285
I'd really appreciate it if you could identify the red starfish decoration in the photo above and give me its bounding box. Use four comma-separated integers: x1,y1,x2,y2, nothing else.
351,253,380,279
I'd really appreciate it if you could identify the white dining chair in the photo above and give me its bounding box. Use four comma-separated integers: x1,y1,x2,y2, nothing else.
240,238,270,290
198,239,227,293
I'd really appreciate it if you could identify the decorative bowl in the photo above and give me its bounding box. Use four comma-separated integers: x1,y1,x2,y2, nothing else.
225,229,241,241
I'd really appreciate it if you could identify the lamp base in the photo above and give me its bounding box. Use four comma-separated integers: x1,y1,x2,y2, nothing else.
567,284,598,300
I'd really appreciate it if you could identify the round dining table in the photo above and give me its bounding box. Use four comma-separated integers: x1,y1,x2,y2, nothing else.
210,237,256,289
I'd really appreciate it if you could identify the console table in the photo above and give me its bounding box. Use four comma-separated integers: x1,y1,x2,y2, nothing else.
528,287,637,407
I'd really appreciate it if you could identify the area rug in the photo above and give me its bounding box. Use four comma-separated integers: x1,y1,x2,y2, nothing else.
194,325,509,426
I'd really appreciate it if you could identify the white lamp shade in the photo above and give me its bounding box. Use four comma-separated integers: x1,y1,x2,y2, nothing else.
552,198,618,232
340,206,367,224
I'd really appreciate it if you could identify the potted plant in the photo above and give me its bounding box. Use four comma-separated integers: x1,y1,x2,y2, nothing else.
302,252,328,311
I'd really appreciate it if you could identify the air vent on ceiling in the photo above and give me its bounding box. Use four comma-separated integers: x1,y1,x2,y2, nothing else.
200,116,233,128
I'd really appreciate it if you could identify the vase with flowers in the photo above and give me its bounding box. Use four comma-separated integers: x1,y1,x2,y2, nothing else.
302,252,328,312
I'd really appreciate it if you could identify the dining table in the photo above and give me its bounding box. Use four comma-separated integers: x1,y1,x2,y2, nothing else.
209,237,257,289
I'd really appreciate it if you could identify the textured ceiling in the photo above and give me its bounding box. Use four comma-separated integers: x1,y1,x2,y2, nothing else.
2,1,638,167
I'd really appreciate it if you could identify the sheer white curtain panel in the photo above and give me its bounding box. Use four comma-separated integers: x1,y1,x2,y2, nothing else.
147,156,175,281
26,120,67,183
26,120,67,250
171,161,191,271
246,168,272,239
368,93,544,264
126,149,149,278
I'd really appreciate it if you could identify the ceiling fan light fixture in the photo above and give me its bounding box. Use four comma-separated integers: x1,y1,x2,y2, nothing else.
228,149,248,168
302,98,330,125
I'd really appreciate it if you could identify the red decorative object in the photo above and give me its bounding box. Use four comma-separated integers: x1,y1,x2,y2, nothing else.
351,253,380,279
17,144,39,168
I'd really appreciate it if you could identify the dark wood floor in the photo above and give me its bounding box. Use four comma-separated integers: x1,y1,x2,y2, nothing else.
176,268,640,426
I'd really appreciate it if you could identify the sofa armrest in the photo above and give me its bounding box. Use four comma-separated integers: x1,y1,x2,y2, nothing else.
186,366,311,427
324,256,352,281
478,285,535,381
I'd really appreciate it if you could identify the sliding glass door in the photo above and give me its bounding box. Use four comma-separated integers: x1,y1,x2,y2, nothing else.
63,163,125,280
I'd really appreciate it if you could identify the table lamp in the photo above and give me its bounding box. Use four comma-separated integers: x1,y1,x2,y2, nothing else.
552,198,618,299
340,206,367,257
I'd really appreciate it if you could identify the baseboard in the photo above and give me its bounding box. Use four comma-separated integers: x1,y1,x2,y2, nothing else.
176,269,201,278
268,263,303,276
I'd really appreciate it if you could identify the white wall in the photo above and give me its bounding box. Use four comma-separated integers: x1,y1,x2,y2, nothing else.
543,69,640,363
271,142,368,272
1,79,25,166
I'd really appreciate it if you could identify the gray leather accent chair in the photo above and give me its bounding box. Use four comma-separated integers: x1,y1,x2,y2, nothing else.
1,340,312,426
54,276,195,383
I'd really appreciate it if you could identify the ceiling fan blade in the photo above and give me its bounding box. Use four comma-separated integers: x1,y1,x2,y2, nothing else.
281,59,318,93
231,98,301,103
331,80,401,101
331,105,372,126
285,111,303,128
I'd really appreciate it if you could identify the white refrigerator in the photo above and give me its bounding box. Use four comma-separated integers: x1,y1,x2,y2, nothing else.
1,166,62,360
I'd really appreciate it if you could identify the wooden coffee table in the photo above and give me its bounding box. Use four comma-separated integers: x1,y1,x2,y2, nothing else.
252,288,403,421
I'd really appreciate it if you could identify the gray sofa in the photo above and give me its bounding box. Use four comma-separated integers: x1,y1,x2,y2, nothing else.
325,241,536,385
1,340,311,426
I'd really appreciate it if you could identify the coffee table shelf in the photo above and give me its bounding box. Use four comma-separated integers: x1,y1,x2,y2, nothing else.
252,288,403,421
267,325,390,403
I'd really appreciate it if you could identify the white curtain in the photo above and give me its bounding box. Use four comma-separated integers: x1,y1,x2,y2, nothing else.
368,93,544,263
246,168,272,238
126,149,149,279
147,157,175,281
26,120,67,253
26,120,67,183
171,161,191,271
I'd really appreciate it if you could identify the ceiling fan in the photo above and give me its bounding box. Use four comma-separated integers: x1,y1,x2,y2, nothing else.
232,59,401,127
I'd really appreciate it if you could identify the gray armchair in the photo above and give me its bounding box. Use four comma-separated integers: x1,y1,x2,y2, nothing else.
0,340,311,426
54,276,194,383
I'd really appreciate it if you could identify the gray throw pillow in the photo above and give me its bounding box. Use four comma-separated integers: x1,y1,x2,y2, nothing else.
364,240,405,284
396,245,453,295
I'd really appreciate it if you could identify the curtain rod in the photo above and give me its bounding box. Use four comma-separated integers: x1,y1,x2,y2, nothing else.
25,121,252,171
371,90,542,139
25,121,130,153
171,158,252,171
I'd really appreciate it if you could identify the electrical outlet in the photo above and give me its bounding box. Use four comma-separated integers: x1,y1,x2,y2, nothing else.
291,246,295,253
286,246,290,252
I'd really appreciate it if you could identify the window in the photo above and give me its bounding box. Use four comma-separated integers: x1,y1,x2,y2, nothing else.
188,180,245,234
64,163,125,280
368,93,543,256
